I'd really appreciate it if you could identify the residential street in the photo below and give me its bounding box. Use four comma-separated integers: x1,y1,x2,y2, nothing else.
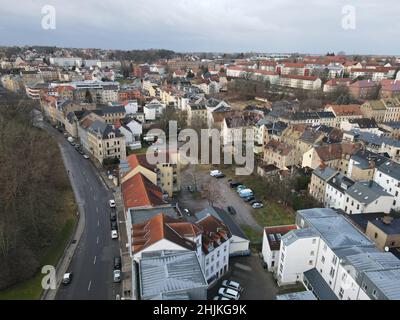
42,121,121,300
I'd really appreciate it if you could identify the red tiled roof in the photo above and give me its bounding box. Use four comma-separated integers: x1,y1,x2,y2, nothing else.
131,213,196,254
121,172,165,209
197,215,232,254
126,154,156,172
325,104,362,116
283,62,306,68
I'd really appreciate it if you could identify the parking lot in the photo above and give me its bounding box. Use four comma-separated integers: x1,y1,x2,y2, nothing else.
179,165,263,232
207,255,279,300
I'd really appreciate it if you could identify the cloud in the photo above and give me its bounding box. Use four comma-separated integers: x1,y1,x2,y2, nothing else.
0,0,399,54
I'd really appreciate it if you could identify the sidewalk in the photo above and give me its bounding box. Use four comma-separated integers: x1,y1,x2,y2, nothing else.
41,144,86,300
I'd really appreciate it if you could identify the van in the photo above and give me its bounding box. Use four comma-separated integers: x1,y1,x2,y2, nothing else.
239,189,253,198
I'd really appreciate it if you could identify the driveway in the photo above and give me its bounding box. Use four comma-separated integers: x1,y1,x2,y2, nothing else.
208,255,279,300
180,165,262,232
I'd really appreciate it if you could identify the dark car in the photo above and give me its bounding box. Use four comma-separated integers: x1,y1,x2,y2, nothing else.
110,211,117,221
111,221,118,231
250,199,263,205
114,256,122,270
215,173,226,179
227,206,236,215
229,181,241,188
243,196,255,202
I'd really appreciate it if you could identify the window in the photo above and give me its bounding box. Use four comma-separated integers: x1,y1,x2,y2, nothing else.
339,287,344,299
332,256,338,265
362,283,368,291
311,251,315,256
372,289,378,299
374,232,378,239
321,256,325,263
329,267,335,278
309,260,313,265
323,244,327,251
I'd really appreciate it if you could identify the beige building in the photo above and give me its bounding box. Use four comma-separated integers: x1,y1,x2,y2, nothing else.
309,166,338,204
121,153,180,197
86,120,126,164
360,100,387,123
264,140,297,170
365,216,400,251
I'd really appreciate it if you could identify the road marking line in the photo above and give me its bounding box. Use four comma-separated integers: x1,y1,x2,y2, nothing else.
88,281,92,291
97,220,100,227
93,256,97,264
96,207,99,213
96,236,99,244
93,196,96,201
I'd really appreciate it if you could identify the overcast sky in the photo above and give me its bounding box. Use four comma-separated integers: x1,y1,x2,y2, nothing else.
0,0,399,54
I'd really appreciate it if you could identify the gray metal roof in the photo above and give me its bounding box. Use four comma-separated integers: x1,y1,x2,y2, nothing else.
129,206,178,225
276,291,317,300
363,269,400,300
350,149,388,170
313,166,338,182
303,268,338,300
139,250,207,299
347,181,391,205
343,252,400,273
282,228,318,246
297,208,373,249
377,160,400,181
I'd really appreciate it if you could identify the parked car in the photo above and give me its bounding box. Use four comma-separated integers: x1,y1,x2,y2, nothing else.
218,287,240,300
210,170,223,177
252,202,264,209
62,273,73,285
227,206,236,215
243,195,255,202
213,295,231,300
229,181,241,188
111,221,118,230
113,269,121,283
183,208,191,216
110,211,117,221
222,280,243,292
109,199,116,208
114,256,122,270
83,154,90,159
250,199,263,205
111,230,118,239
214,172,226,178
236,185,247,192
239,189,254,198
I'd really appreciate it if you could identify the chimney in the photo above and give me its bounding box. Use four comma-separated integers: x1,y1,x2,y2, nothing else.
382,215,394,225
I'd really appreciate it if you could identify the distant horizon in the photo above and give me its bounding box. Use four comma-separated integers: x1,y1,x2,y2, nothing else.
1,44,399,58
1,0,399,55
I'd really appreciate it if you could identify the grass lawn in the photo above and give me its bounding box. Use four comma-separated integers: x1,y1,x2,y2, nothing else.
0,193,77,300
240,224,263,244
252,202,295,227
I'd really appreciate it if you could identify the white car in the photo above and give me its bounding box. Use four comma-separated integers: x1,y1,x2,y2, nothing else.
210,170,222,177
252,202,264,209
83,154,90,159
218,287,240,300
62,273,73,285
113,270,121,283
222,280,243,292
111,230,118,239
109,199,116,208
108,174,114,180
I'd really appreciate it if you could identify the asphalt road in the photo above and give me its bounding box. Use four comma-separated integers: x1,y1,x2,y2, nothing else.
43,122,121,300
